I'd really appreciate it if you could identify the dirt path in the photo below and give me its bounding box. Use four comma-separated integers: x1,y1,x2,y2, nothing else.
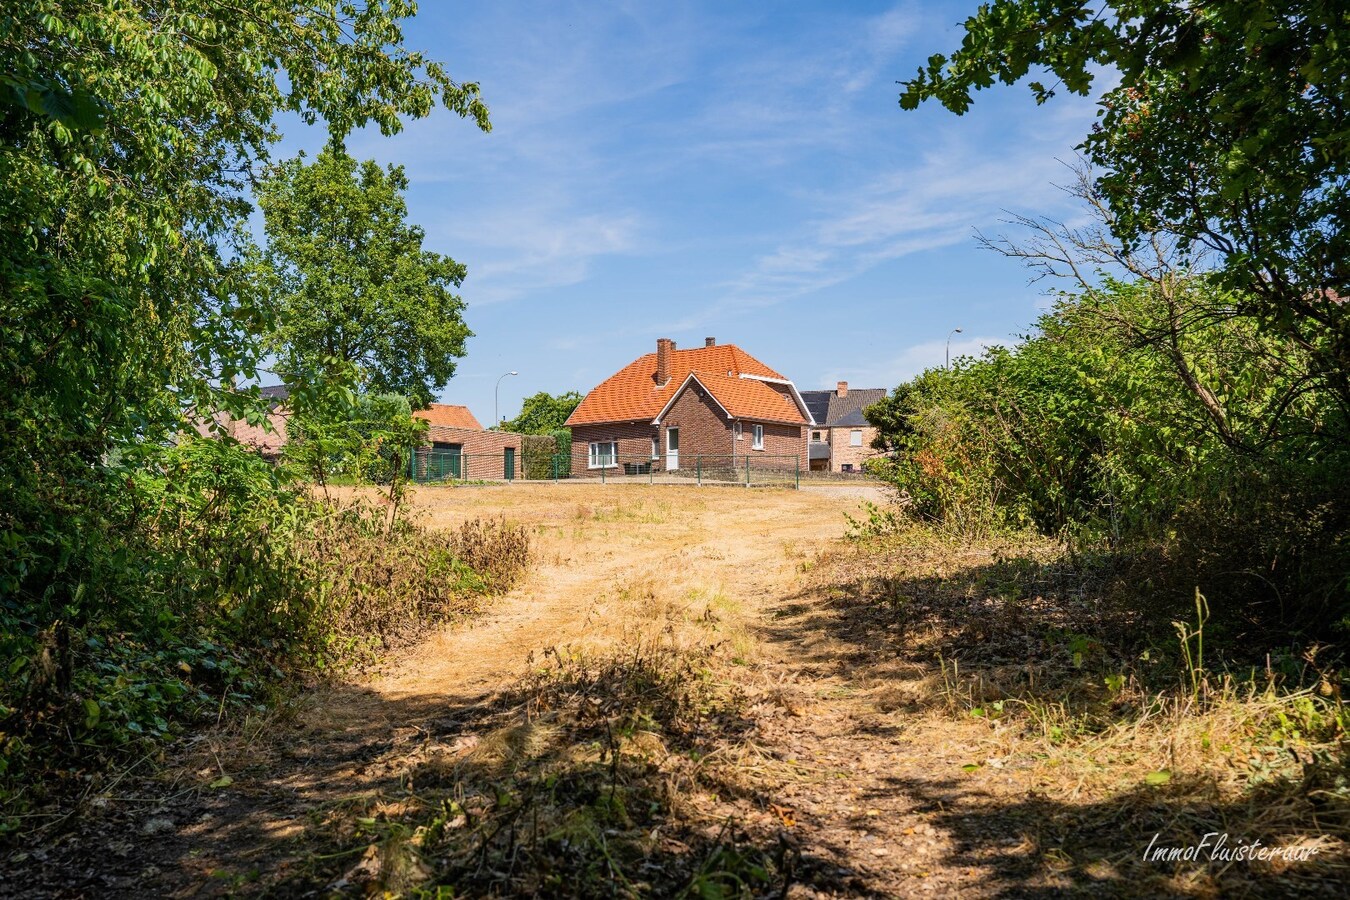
379,484,880,703
0,485,887,897
12,484,1327,897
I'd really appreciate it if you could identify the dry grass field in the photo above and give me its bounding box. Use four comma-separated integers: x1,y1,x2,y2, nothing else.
7,483,1344,898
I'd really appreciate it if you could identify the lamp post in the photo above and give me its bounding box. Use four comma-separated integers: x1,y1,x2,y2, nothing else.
946,328,963,369
494,371,519,428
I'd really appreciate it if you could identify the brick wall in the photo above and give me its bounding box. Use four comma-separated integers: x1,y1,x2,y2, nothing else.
825,425,882,472
570,421,659,476
754,421,807,471
419,425,525,480
194,407,289,459
662,384,733,461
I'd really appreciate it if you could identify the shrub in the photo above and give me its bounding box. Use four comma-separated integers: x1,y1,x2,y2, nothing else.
0,436,531,829
521,433,562,480
301,509,531,655
865,280,1350,635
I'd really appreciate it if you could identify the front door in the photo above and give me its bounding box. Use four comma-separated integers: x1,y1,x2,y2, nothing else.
504,447,515,481
666,427,679,470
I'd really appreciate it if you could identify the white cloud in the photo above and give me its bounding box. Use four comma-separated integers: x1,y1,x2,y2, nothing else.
446,209,642,306
820,335,1009,388
714,105,1095,310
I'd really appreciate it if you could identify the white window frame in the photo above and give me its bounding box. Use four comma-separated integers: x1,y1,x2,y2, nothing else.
811,430,823,442
651,436,660,459
733,421,743,440
752,424,764,450
850,429,863,447
588,441,619,469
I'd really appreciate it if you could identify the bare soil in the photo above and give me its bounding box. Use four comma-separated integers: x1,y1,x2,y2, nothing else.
3,484,1342,898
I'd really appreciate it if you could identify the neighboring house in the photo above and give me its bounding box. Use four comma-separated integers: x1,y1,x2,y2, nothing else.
413,403,484,452
412,403,526,481
565,337,812,476
799,382,886,473
194,385,291,459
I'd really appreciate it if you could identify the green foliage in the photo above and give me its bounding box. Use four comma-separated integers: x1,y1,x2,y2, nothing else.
866,279,1350,630
899,2,1349,343
285,390,425,495
502,392,577,478
0,437,531,826
521,434,565,480
255,144,473,407
0,1,493,823
500,391,582,434
296,510,530,657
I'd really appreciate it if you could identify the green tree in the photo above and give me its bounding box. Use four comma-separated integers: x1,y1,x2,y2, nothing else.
899,0,1350,414
256,144,472,408
501,391,583,434
0,1,488,737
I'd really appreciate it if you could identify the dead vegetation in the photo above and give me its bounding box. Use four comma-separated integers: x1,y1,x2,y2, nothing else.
300,507,532,656
6,486,1344,898
770,526,1350,896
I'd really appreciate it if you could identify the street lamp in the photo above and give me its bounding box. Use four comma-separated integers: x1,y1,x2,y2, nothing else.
946,328,963,369
495,371,519,428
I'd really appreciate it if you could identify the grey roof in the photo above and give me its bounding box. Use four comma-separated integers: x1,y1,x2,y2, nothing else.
799,387,887,427
802,392,832,425
259,384,291,401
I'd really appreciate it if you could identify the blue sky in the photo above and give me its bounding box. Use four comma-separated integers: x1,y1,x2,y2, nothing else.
275,1,1100,425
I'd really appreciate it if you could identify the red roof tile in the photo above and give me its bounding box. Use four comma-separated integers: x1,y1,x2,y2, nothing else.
414,404,483,430
567,343,806,426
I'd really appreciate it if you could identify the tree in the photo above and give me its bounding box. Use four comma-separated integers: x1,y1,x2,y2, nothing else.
899,1,1350,415
1,1,488,629
256,144,472,408
500,391,583,434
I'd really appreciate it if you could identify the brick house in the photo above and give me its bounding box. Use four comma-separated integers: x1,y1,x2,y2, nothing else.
799,382,886,473
413,403,528,481
565,337,812,476
194,385,292,459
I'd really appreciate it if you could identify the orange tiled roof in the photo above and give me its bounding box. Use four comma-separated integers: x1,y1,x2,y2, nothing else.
567,343,807,426
414,403,483,430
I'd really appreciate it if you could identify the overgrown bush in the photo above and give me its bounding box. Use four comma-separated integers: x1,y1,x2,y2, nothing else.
283,390,425,490
301,509,530,654
865,280,1350,635
0,436,530,832
521,433,563,480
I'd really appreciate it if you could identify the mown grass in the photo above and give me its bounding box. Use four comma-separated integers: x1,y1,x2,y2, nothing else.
802,523,1350,893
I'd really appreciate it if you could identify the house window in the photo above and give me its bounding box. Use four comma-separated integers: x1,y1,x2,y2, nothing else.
588,441,618,469
752,424,764,450
651,436,659,459
811,431,823,442
850,429,863,447
733,422,743,440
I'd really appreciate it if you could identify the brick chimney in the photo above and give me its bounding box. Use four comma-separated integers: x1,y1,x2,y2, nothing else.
705,336,716,347
656,337,673,385
837,380,848,397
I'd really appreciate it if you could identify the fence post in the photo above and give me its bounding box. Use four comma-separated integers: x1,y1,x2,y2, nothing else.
745,455,750,487
696,456,701,487
795,456,800,490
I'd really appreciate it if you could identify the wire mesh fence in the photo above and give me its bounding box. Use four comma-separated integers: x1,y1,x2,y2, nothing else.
410,449,800,488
